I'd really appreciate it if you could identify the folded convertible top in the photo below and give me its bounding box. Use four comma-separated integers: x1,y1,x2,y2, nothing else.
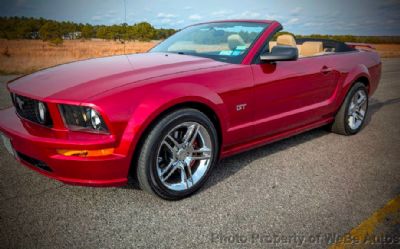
345,43,376,50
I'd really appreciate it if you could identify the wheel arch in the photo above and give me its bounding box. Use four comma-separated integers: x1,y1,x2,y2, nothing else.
127,99,225,178
343,64,371,94
355,76,370,93
136,101,223,148
335,64,371,109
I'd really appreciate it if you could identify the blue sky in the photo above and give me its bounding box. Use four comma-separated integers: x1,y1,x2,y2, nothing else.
1,0,400,35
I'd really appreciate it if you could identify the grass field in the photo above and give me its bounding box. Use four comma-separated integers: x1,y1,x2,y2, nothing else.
373,44,400,58
0,39,399,75
0,39,158,74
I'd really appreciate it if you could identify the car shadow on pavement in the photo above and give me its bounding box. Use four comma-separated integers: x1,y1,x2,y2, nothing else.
123,127,331,193
123,96,400,197
202,96,400,194
364,97,400,126
203,127,330,192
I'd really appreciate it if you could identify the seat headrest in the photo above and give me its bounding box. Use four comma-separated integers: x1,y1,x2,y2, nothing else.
227,34,245,50
269,41,277,51
277,34,296,47
301,41,323,57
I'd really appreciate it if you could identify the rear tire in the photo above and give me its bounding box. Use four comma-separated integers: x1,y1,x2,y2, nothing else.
136,108,219,200
331,82,368,135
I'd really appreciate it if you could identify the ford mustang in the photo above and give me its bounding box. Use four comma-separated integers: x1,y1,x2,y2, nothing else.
0,20,381,199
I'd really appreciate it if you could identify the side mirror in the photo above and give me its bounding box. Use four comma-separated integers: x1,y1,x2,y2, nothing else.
260,45,298,62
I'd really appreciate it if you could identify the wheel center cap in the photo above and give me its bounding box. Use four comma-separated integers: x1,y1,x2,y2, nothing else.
177,149,189,161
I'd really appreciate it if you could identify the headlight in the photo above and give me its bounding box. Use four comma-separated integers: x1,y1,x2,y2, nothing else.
36,101,47,124
59,104,109,133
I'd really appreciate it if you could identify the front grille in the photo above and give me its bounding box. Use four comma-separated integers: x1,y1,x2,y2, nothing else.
17,152,53,172
11,93,53,127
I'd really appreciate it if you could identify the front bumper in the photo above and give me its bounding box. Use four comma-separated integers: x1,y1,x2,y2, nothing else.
0,107,129,187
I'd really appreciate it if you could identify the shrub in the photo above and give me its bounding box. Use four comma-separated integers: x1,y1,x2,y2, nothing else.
49,37,63,46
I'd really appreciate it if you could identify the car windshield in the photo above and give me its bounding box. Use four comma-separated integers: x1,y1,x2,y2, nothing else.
150,22,269,64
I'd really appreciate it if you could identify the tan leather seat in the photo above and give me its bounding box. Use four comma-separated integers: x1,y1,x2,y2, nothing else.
300,41,323,57
227,34,245,50
269,41,277,51
296,44,303,54
276,34,297,47
270,41,302,54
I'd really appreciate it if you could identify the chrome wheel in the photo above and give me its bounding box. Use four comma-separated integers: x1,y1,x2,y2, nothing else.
156,122,213,191
347,89,367,130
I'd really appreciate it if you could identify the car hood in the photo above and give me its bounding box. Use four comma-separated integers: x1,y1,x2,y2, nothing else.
8,53,227,102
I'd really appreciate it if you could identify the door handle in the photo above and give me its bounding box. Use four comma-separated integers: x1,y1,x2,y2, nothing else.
321,66,332,74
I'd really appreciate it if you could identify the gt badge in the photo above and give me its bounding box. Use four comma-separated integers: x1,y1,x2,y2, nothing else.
236,104,247,111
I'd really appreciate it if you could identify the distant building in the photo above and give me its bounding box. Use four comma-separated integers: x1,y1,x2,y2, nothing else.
62,32,82,40
28,32,40,39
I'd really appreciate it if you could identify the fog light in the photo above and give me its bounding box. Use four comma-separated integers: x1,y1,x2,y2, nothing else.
57,148,114,157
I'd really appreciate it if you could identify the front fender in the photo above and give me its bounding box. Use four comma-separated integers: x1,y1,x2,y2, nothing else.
118,82,228,165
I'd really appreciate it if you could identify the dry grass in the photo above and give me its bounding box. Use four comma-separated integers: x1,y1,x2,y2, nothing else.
0,39,158,74
0,39,399,75
374,44,400,58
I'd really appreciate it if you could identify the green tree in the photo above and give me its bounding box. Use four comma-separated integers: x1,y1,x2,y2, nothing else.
39,21,62,41
81,24,94,39
3,16,400,44
131,22,156,41
96,26,108,39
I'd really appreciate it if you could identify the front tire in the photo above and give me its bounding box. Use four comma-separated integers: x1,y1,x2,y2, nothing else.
331,82,369,135
136,108,219,200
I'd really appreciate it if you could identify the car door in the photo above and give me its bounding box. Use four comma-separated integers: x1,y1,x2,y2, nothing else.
250,56,339,139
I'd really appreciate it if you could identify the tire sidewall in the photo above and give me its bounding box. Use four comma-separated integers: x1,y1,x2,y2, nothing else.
343,83,369,135
141,109,219,200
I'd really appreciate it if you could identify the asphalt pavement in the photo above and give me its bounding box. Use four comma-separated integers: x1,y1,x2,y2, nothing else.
0,59,399,249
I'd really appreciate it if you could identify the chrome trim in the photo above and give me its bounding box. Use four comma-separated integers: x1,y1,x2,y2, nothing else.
347,89,368,130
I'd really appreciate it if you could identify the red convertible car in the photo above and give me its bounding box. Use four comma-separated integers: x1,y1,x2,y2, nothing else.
0,20,381,199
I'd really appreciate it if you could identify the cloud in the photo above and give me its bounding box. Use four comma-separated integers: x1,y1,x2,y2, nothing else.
12,0,35,11
91,15,103,21
386,19,397,24
290,7,303,15
189,14,203,20
16,0,27,7
379,0,400,10
90,10,123,23
211,10,233,16
240,11,260,18
226,10,261,19
287,17,300,25
170,19,186,27
265,13,283,21
157,13,177,18
3,0,398,35
303,22,324,27
160,18,172,24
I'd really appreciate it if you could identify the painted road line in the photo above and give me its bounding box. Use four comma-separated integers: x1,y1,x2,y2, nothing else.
329,195,400,249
